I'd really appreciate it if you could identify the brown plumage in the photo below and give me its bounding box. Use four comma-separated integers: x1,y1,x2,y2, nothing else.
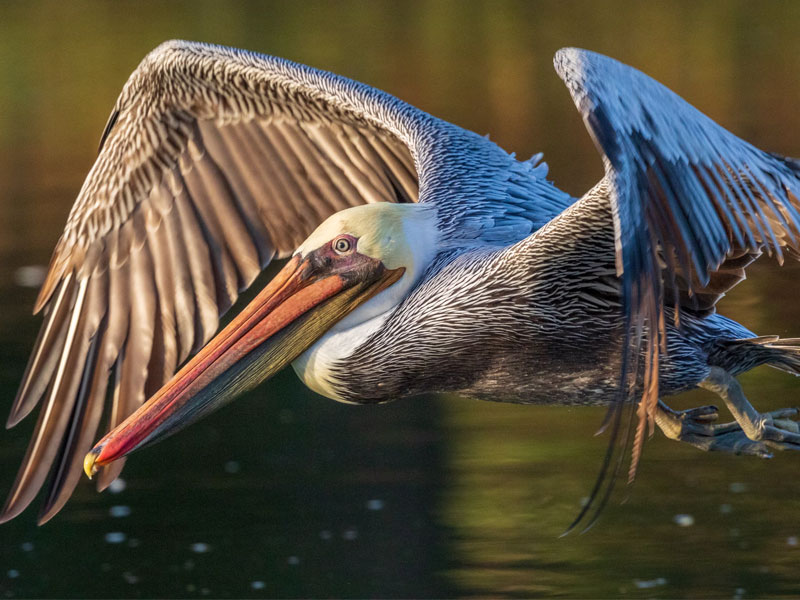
5,42,800,531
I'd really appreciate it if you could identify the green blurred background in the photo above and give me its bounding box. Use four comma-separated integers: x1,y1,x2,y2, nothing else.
2,1,800,597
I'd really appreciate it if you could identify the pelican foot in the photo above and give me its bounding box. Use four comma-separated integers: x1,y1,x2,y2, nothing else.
698,367,800,453
664,403,720,423
655,400,784,457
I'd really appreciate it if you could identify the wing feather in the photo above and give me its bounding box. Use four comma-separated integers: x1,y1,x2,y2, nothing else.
8,276,75,427
4,40,427,522
4,39,572,523
39,290,110,523
260,124,330,222
172,191,220,350
2,277,92,521
554,48,800,529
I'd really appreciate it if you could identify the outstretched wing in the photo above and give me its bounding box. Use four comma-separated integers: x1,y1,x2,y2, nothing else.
2,40,420,525
554,48,800,527
2,40,569,525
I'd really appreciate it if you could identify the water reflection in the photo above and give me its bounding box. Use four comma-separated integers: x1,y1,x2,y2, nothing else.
2,1,800,598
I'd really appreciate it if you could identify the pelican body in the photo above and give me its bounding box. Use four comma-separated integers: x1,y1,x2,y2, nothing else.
304,193,759,407
4,41,800,526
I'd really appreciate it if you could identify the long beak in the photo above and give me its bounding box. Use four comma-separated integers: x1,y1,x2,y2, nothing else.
84,253,403,478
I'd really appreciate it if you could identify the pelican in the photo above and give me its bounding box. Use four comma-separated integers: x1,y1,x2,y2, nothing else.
4,41,800,527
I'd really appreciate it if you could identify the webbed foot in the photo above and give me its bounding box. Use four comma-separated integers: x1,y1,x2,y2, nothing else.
655,401,796,458
698,367,800,452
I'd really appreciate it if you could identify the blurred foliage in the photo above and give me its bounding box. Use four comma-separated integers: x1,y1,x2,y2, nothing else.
1,1,800,597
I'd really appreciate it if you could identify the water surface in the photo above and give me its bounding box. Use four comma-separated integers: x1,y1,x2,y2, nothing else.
2,2,800,597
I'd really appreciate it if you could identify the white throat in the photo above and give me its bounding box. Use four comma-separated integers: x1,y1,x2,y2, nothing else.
291,203,439,401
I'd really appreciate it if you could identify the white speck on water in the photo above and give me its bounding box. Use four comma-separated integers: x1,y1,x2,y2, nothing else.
729,482,747,494
342,527,358,541
224,460,240,474
14,265,46,288
7,570,19,579
107,478,127,494
190,543,211,554
319,530,332,541
673,514,695,527
366,499,384,511
788,536,798,547
20,542,33,552
109,505,131,518
633,577,667,589
733,587,746,599
122,571,139,584
104,531,127,544
250,581,266,590
200,587,211,596
720,504,733,515
287,556,300,566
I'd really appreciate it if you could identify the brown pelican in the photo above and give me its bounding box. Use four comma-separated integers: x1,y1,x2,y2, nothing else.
4,41,800,527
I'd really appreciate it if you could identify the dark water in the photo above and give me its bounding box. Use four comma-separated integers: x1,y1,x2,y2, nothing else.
2,1,800,597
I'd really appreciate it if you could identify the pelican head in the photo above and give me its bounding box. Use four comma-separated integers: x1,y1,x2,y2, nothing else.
83,202,438,476
297,202,438,325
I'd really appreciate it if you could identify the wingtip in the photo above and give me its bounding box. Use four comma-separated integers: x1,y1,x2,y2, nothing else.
36,495,69,526
33,279,55,315
6,383,39,428
36,508,57,526
0,497,26,525
33,253,69,315
6,406,28,429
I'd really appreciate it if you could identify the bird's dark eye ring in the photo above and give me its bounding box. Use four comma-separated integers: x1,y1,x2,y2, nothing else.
333,236,354,255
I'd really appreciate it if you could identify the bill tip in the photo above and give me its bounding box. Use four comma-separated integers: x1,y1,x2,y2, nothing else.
83,448,101,480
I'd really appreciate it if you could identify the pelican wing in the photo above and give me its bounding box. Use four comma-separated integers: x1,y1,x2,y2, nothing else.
553,48,800,524
3,40,561,525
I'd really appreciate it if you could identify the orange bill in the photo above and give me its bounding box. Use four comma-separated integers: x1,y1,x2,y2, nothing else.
84,250,404,478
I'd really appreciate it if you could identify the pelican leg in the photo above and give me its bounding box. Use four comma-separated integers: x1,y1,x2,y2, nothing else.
694,367,800,451
656,400,775,457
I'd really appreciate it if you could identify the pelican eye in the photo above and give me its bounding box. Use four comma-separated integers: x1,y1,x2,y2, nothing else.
332,235,355,255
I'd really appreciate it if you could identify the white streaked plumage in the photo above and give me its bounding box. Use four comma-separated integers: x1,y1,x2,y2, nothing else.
4,42,800,529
